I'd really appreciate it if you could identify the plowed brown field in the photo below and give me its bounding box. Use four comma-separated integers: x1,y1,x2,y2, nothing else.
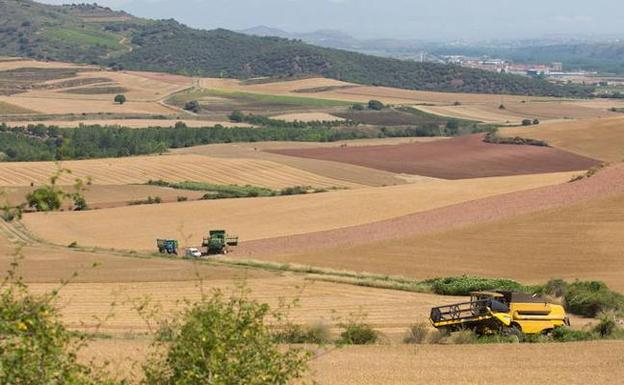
0,154,358,189
270,134,601,179
21,172,575,251
503,116,624,162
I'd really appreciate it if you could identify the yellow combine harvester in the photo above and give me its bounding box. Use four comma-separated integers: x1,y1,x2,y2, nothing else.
430,291,569,335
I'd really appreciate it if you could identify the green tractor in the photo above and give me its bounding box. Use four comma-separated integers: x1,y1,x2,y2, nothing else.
202,230,239,255
156,239,179,255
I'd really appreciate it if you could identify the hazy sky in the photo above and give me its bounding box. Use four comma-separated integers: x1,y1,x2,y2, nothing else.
40,0,624,41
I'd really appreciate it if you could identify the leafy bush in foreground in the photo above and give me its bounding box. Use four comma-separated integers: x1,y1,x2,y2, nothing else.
143,290,310,385
0,259,119,385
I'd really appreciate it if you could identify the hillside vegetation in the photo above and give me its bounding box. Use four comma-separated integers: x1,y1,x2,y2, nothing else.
0,0,592,97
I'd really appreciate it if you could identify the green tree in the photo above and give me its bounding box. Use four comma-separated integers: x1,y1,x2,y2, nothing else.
114,94,127,105
184,100,201,113
228,110,245,122
143,289,310,385
368,100,384,110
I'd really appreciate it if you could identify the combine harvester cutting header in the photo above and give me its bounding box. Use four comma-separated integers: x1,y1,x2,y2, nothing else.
430,291,569,336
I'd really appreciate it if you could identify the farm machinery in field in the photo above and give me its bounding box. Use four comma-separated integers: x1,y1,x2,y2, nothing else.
430,291,569,336
156,239,179,255
202,230,239,255
156,230,239,257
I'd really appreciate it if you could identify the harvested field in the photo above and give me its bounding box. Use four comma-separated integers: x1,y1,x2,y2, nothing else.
3,119,251,129
0,95,174,115
28,277,463,336
307,343,624,385
421,101,616,124
21,172,575,251
270,134,601,179
2,185,207,209
82,340,624,385
173,138,447,187
0,100,34,114
0,154,356,189
503,116,624,162
26,70,191,102
270,112,344,122
242,164,624,290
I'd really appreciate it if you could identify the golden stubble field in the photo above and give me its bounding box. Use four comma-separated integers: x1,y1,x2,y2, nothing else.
20,171,576,251
0,153,360,189
276,193,624,292
503,115,624,162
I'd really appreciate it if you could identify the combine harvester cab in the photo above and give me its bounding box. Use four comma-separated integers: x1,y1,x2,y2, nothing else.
430,291,569,336
202,230,239,255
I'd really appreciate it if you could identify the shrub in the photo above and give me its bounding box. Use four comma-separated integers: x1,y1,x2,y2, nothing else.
0,259,119,385
229,110,245,122
403,322,430,344
522,119,533,126
183,100,200,113
565,281,624,317
143,289,310,385
541,279,568,298
451,330,478,344
338,314,379,345
551,327,596,342
427,276,526,296
280,186,310,196
274,321,331,345
176,196,188,202
128,196,162,206
533,119,540,125
593,311,619,337
367,100,384,111
351,103,365,111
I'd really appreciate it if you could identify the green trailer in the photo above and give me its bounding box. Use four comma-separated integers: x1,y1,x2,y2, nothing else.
202,230,239,255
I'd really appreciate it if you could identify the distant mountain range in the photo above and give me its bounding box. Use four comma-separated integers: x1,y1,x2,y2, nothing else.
239,25,433,60
0,0,593,97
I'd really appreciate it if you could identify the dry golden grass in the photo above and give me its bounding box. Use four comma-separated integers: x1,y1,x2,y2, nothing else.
0,59,91,71
3,119,250,128
0,153,358,189
281,193,624,292
21,171,575,251
28,277,463,336
28,70,192,102
0,100,34,115
81,339,624,385
2,185,207,209
0,95,174,115
503,116,624,162
270,112,344,121
307,343,624,385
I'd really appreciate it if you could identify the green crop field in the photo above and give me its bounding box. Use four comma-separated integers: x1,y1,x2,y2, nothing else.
44,27,123,50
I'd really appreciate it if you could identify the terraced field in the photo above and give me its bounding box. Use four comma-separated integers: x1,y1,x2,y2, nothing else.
0,154,357,189
21,171,575,251
503,116,624,162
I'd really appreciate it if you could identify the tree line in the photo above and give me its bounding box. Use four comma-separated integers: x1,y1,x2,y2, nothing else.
0,121,450,162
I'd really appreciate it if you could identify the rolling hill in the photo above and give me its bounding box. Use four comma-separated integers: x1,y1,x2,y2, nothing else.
0,0,592,97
